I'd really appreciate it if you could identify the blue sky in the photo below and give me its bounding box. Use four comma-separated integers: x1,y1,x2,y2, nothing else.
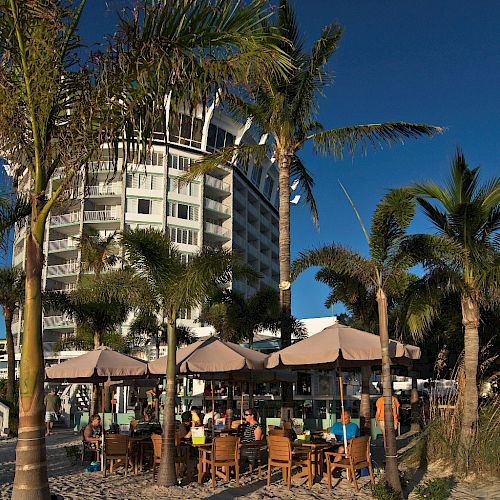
1,1,499,336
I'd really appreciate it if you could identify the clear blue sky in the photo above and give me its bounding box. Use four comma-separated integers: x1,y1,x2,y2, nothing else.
1,1,499,336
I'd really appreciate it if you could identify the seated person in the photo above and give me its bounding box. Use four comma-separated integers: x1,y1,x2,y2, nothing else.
240,409,263,469
134,408,162,436
191,406,202,427
327,410,360,476
83,414,102,450
178,411,192,440
202,406,221,427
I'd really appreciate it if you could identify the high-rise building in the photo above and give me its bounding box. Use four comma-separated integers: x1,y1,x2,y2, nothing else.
9,106,280,361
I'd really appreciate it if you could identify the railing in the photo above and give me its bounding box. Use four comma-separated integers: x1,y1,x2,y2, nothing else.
87,183,121,197
48,238,76,252
43,315,74,328
50,283,78,293
83,209,120,222
46,262,79,277
50,212,81,226
12,251,24,266
204,198,230,215
205,174,230,192
204,221,231,238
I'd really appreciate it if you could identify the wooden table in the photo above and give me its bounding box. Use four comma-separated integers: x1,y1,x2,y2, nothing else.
293,441,334,480
128,435,152,474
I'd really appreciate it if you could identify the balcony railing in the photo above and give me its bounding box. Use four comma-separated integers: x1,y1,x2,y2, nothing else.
205,174,230,192
46,262,79,277
83,209,120,222
44,315,74,329
204,221,231,239
48,238,76,252
204,198,230,215
87,183,121,197
50,212,81,226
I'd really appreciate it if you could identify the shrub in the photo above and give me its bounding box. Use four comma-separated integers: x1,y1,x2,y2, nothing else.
414,478,450,500
371,480,401,500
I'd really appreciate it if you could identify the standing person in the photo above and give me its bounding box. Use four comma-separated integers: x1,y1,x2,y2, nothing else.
375,384,400,447
44,388,61,436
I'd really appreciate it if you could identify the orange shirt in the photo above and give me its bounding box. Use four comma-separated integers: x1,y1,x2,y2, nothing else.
376,396,400,424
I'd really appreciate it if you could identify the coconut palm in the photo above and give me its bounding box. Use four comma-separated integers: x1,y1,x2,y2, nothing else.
122,227,249,486
0,1,291,494
0,268,24,402
401,150,500,468
292,188,421,494
76,227,119,276
186,0,442,418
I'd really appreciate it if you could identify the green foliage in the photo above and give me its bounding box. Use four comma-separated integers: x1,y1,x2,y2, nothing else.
414,478,451,500
0,267,25,313
76,227,119,276
371,479,401,500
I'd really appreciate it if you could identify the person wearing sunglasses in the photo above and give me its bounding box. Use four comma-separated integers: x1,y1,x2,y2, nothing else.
240,409,263,472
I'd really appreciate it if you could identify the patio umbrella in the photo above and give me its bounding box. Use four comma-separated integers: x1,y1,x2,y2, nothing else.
45,346,148,469
148,336,295,434
265,323,421,453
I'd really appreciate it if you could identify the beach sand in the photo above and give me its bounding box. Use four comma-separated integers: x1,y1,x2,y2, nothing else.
1,430,498,499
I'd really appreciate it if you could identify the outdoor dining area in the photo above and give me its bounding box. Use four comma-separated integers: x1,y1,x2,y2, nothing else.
44,324,421,493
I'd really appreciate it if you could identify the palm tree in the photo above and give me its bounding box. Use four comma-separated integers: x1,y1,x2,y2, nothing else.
122,227,246,486
402,150,499,469
292,188,419,495
0,1,291,495
76,227,119,276
186,0,442,418
0,268,24,402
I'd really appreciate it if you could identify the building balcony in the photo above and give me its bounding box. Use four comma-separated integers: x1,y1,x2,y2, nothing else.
48,238,77,253
46,262,79,277
83,209,120,222
204,198,231,217
204,221,231,240
44,315,74,329
51,212,81,226
205,174,230,193
87,183,121,197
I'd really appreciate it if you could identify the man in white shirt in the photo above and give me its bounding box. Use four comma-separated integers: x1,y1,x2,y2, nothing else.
203,406,220,426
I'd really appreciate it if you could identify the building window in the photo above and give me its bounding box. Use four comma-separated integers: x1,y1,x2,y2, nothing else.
137,199,151,214
170,113,203,149
178,308,192,320
167,202,199,221
169,227,198,246
251,164,263,187
263,175,274,199
168,178,199,197
168,153,191,172
206,123,235,152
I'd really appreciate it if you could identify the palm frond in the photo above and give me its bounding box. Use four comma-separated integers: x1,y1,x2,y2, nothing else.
310,122,444,158
290,154,319,226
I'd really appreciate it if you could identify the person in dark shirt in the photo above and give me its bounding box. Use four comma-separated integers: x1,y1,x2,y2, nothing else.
178,411,192,440
134,408,162,436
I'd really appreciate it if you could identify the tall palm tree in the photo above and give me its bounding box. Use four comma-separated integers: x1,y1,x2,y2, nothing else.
402,150,499,469
76,227,119,276
0,268,24,402
122,228,247,486
187,0,443,417
0,1,290,495
292,188,419,495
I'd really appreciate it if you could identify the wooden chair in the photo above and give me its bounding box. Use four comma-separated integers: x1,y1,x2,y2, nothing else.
240,441,265,478
198,435,240,487
103,434,130,477
269,428,294,440
80,428,100,464
151,433,186,480
324,435,375,492
267,435,312,490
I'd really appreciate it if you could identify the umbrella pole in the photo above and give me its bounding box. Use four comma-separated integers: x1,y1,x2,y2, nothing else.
337,368,349,479
211,378,215,440
101,382,105,471
241,382,244,424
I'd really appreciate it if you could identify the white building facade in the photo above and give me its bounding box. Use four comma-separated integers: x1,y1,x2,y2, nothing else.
8,106,280,365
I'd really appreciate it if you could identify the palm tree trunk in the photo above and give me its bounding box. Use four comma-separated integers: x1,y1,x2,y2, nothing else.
12,228,50,500
277,149,294,422
158,317,177,486
376,288,402,496
458,294,480,470
360,366,371,436
4,307,16,403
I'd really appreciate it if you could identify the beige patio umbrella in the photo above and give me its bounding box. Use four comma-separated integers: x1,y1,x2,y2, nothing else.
148,336,295,431
265,323,421,452
46,346,148,468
